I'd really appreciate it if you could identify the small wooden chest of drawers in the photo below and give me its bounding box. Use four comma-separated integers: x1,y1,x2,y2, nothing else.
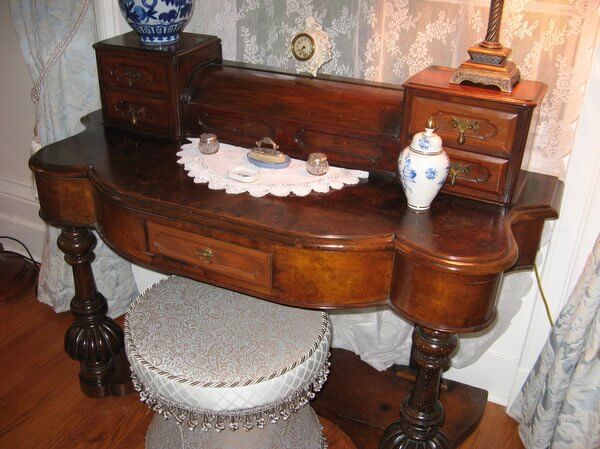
402,66,547,205
94,32,221,138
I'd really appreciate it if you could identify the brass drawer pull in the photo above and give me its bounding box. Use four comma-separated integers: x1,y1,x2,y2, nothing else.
115,101,147,126
449,162,471,186
451,117,479,145
195,248,213,264
448,161,490,186
109,65,149,87
122,68,145,87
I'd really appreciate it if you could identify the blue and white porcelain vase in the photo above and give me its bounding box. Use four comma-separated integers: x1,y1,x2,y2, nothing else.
118,0,195,45
399,118,450,211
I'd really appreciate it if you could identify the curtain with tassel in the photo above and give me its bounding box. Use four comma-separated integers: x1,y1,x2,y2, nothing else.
9,0,138,318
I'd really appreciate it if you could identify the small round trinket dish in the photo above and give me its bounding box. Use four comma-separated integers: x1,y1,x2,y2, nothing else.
306,153,329,176
227,166,260,183
198,133,219,155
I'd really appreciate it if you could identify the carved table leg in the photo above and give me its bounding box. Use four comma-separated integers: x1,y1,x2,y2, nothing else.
380,326,458,449
58,227,132,398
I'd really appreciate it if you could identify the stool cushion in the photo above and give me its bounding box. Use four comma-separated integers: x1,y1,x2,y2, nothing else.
125,277,330,431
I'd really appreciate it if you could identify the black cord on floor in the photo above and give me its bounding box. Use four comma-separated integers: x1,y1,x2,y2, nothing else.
0,236,40,272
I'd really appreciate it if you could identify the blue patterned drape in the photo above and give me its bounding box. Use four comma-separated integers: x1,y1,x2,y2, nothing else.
9,0,138,317
509,234,600,449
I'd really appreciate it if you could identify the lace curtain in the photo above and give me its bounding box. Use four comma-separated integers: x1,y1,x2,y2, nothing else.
189,0,599,177
9,0,138,318
188,1,598,369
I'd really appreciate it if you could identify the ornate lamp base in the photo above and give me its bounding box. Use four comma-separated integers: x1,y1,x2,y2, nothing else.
451,43,520,93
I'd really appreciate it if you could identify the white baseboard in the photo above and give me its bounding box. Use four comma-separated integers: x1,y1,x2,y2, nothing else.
444,349,520,406
507,367,532,408
0,176,44,261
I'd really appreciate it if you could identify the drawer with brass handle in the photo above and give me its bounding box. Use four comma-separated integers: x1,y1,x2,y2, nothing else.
407,96,519,158
443,147,509,199
104,90,172,134
98,55,169,94
147,221,272,288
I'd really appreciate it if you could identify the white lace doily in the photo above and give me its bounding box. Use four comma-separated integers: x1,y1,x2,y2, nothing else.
177,139,369,197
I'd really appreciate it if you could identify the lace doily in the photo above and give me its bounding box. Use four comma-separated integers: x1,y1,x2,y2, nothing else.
177,139,369,197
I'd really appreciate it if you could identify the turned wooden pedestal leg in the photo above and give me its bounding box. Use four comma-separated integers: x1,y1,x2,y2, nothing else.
380,326,458,449
58,227,132,398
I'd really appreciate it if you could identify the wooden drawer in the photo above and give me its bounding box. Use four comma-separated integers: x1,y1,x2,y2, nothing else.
442,147,509,202
104,90,173,134
408,96,519,158
147,221,272,288
98,54,169,95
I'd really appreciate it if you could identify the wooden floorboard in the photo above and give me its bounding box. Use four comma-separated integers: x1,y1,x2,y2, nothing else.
0,286,524,449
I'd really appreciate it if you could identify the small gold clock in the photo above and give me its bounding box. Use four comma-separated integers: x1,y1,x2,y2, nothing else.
291,33,316,61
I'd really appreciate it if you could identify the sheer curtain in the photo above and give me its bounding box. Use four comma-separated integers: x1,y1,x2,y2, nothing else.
187,0,598,369
9,0,138,318
189,0,598,177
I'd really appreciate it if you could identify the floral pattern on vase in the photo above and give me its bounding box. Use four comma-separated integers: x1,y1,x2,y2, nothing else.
119,0,194,45
400,153,417,193
425,168,438,180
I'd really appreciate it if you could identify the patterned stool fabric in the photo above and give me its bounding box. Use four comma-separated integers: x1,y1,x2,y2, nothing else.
125,276,330,448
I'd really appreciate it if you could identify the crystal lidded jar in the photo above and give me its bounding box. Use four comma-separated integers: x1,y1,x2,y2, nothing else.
398,118,450,211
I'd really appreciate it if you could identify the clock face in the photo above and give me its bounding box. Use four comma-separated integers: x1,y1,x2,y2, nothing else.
291,33,316,61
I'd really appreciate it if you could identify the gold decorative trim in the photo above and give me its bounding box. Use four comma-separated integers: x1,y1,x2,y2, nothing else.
451,60,520,93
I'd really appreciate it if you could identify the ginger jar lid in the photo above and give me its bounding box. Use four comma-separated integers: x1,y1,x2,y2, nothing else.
409,118,443,155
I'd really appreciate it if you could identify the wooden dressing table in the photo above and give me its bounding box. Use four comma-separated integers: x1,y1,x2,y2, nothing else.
30,33,562,449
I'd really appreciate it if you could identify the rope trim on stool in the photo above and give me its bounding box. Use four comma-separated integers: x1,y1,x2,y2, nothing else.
131,356,331,433
125,276,331,388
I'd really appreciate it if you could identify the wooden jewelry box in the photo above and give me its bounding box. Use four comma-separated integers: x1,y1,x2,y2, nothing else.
94,32,222,138
402,67,547,205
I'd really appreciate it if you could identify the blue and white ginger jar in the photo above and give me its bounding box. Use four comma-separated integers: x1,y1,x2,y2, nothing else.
398,119,449,211
119,0,195,45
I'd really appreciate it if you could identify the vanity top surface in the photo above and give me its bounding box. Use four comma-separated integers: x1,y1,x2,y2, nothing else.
31,111,561,275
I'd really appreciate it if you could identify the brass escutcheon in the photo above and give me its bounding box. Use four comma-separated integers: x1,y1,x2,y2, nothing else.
448,162,471,186
448,161,490,186
195,248,213,264
129,105,146,126
110,65,147,87
114,101,146,126
450,117,479,145
123,68,145,87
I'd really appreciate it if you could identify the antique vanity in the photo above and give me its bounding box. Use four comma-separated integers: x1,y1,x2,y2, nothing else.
30,32,562,449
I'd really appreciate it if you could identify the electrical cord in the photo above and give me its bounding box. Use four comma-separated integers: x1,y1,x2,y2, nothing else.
533,261,554,327
0,236,40,272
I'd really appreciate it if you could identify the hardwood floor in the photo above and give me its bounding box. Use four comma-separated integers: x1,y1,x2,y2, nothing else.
0,285,524,449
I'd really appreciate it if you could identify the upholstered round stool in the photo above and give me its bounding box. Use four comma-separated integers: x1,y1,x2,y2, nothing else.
125,277,331,449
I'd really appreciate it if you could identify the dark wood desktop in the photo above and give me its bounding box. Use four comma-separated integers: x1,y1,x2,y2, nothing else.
29,33,562,449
